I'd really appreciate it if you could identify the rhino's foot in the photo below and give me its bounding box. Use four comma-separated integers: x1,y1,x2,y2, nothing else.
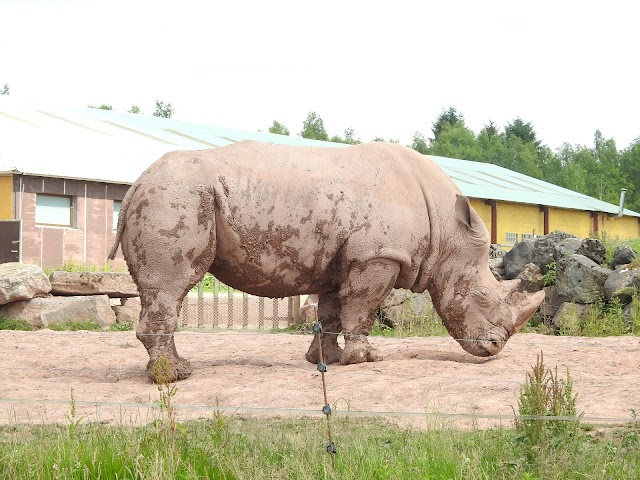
305,336,343,365
340,343,383,365
147,355,193,383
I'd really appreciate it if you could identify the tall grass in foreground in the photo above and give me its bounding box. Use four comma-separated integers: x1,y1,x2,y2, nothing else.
1,414,639,479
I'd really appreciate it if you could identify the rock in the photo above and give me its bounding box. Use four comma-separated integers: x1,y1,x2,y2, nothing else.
556,254,612,304
113,297,141,326
554,237,583,261
533,230,577,274
577,238,606,265
489,256,505,281
0,295,116,328
49,272,139,297
622,302,639,331
516,263,544,293
552,302,589,334
298,294,319,324
379,289,432,327
610,246,638,269
0,262,52,306
603,268,640,305
503,239,535,279
539,285,570,319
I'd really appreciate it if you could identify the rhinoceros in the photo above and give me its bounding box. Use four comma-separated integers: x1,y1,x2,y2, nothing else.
109,141,544,382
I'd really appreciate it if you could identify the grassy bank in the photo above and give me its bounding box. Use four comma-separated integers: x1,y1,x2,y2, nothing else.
1,414,639,479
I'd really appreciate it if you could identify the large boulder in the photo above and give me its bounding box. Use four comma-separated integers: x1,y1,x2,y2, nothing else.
503,239,535,279
554,237,606,265
556,254,612,304
112,297,141,326
0,295,116,328
533,231,577,274
539,285,570,320
0,263,52,306
49,272,139,297
603,268,640,305
489,256,505,281
379,288,432,327
610,246,638,270
516,263,544,293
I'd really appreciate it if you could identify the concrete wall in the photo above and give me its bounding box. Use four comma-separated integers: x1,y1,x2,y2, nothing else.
12,175,129,268
548,207,592,238
599,214,640,240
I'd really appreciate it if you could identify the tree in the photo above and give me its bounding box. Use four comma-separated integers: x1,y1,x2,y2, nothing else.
153,99,173,118
410,131,429,154
128,105,141,114
505,118,541,150
620,137,640,212
300,112,328,141
88,104,112,110
342,127,360,145
432,107,465,140
1,83,9,95
268,120,290,136
428,123,480,161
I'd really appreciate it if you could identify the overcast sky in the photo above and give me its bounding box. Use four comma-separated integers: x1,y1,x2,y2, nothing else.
2,0,638,151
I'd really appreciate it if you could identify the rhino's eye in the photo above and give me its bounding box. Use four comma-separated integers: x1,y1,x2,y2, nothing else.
470,287,491,306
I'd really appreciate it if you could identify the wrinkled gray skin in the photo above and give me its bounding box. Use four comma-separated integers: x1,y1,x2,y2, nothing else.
109,141,545,382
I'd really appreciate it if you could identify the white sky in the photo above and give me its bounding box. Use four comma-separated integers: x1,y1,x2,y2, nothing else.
1,0,638,151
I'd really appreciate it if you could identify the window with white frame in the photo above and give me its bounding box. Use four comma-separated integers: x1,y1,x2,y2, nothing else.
521,233,534,240
506,232,518,243
113,200,122,230
35,194,73,227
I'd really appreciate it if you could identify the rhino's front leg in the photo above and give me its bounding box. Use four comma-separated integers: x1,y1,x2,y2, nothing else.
338,259,400,364
305,292,343,364
137,289,193,382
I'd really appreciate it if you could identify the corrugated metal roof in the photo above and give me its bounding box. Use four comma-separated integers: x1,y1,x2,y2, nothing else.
1,97,638,218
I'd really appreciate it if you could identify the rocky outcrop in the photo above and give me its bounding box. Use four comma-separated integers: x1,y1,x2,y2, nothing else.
516,263,544,293
49,271,138,297
610,246,638,270
503,239,536,280
112,297,141,326
556,254,611,304
0,294,116,328
379,289,432,327
0,263,51,306
0,263,139,329
604,268,640,304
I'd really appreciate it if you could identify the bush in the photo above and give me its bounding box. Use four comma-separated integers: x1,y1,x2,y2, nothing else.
0,317,33,331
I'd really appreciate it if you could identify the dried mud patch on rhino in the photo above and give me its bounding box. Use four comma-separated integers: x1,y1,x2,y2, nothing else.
158,215,189,239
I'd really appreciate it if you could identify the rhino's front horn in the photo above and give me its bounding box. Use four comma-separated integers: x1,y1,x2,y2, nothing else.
511,288,545,334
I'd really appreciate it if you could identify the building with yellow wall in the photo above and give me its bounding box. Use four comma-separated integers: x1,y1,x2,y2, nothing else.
1,98,638,264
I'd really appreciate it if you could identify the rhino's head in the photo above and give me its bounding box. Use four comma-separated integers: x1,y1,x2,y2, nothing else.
428,196,545,357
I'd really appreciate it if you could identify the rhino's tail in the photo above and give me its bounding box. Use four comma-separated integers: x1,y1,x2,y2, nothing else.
108,184,139,260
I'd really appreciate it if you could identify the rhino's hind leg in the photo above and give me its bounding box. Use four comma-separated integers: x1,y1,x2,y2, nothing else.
338,259,400,365
305,292,343,365
137,289,195,382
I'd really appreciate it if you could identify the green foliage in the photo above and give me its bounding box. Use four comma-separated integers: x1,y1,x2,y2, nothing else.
152,356,182,436
2,415,640,479
371,307,448,337
410,131,429,154
88,104,112,110
48,320,103,331
1,83,9,95
153,99,173,118
542,261,557,286
268,120,290,135
44,258,127,274
300,111,328,141
432,106,465,140
515,353,581,450
555,299,629,337
128,104,141,114
0,317,33,330
109,322,133,332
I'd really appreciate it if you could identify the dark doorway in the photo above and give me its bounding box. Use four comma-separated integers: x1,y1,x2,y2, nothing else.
0,220,21,263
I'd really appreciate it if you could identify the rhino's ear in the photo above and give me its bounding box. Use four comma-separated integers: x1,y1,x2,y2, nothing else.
455,195,488,244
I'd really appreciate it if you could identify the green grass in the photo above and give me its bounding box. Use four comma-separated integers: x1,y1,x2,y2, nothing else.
599,235,640,266
0,317,33,331
43,258,127,275
0,414,638,479
47,320,104,331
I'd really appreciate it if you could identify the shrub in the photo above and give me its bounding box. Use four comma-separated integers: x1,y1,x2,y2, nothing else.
0,317,33,331
515,352,581,450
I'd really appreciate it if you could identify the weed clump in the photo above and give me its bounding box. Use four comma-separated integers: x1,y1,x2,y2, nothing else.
515,352,581,451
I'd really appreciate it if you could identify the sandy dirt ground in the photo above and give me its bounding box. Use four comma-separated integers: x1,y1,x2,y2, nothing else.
1,330,639,429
